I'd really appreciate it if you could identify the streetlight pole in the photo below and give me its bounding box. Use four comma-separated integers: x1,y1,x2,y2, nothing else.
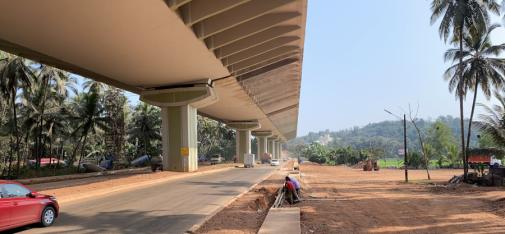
384,109,408,182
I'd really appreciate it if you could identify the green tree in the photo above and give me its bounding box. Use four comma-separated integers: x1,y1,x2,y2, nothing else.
70,90,108,171
431,0,500,179
426,121,457,161
444,24,505,157
128,102,161,157
478,132,498,148
197,116,235,160
0,54,33,177
476,90,505,146
103,87,128,163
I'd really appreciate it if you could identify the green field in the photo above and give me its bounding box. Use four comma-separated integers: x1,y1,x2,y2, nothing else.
377,159,452,169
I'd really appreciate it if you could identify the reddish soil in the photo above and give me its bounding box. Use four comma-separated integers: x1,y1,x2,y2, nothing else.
195,161,294,234
295,164,505,234
194,173,282,234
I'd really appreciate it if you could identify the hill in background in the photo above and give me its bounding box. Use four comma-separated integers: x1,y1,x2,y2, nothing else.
287,115,479,158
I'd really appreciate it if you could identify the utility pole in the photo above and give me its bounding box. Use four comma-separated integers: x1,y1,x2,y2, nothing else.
384,109,409,182
403,114,408,183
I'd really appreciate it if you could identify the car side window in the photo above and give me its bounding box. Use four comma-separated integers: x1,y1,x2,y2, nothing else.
3,184,30,198
0,185,4,198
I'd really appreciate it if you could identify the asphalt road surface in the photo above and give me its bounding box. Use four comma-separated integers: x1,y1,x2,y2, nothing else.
14,166,275,234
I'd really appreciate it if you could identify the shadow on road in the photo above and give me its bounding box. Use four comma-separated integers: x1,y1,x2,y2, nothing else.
8,210,206,234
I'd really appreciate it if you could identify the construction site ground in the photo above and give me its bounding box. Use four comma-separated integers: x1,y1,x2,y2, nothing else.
293,164,505,234
194,161,295,234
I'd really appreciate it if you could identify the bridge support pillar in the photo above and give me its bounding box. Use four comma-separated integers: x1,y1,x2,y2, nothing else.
268,136,278,159
252,131,272,163
227,121,260,163
140,80,217,172
276,141,282,159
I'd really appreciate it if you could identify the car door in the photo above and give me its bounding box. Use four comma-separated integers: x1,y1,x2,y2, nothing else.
3,184,39,225
0,185,14,230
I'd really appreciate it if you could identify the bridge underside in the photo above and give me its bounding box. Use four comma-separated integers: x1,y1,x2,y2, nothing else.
0,0,306,171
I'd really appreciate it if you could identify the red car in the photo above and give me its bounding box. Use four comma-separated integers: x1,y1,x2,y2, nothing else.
0,180,59,232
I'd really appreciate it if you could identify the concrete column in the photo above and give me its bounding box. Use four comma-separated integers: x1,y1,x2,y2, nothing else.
276,141,282,159
268,136,278,159
252,131,272,163
273,141,279,159
140,80,217,172
227,121,260,163
236,129,251,163
160,105,198,172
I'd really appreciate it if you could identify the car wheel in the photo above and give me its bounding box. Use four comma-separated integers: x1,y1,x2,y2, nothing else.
41,206,56,227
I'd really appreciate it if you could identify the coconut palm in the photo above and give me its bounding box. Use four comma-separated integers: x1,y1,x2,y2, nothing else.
32,65,73,167
128,102,161,156
69,91,108,171
444,24,505,158
0,55,34,177
476,90,505,146
431,0,500,179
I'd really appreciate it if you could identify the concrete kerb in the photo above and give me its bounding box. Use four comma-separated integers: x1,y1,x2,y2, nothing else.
186,167,278,234
17,167,150,185
55,166,236,205
258,207,301,234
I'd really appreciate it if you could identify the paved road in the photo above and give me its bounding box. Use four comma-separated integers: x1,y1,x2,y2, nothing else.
15,166,275,234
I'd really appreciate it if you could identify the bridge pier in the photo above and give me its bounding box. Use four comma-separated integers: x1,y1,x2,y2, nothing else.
252,131,272,162
276,141,282,159
140,80,217,172
268,136,278,159
227,121,260,163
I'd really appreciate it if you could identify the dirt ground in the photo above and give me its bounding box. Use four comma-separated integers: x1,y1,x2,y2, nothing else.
295,164,505,234
29,163,239,202
195,161,294,234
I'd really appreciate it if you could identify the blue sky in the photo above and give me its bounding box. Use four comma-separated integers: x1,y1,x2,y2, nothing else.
297,0,505,136
74,0,505,137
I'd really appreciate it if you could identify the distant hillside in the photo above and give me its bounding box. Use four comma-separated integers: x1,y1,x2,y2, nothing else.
287,115,479,157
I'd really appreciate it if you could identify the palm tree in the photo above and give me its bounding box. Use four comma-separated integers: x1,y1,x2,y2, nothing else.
444,24,505,158
32,65,72,168
476,90,505,145
128,102,161,156
69,91,108,171
431,0,500,179
0,55,33,177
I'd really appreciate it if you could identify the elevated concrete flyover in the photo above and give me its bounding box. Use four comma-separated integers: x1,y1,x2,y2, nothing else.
0,0,307,172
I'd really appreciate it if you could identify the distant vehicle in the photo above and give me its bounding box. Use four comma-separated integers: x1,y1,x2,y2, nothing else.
271,159,280,166
210,155,223,165
150,155,163,172
491,157,502,167
131,155,151,167
469,154,502,168
198,155,207,162
260,153,272,164
0,181,59,232
28,158,66,167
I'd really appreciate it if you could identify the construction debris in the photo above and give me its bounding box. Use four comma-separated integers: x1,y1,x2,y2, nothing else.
363,160,379,171
449,175,463,184
272,187,285,208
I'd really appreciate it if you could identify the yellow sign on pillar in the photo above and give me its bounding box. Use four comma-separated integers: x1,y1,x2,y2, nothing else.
180,147,189,157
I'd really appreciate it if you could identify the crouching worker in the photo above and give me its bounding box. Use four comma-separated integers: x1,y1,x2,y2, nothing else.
286,176,301,199
284,177,300,204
